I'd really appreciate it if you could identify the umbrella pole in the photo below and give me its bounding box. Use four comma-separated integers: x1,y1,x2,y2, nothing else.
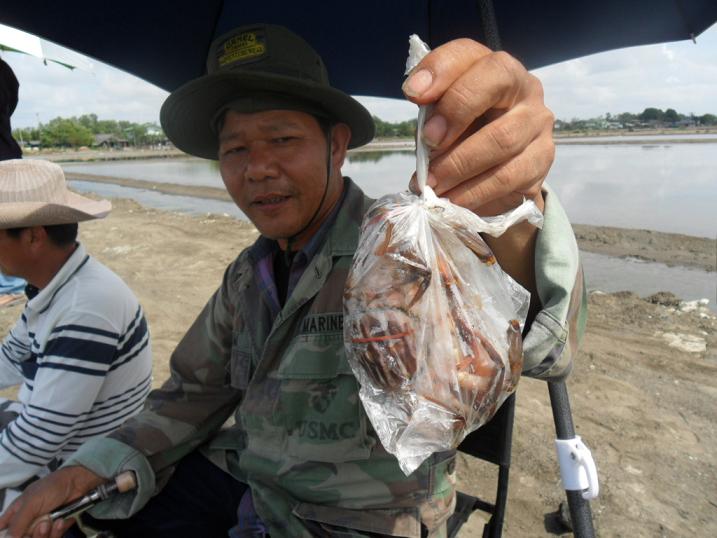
476,0,502,51
477,4,598,535
548,381,597,538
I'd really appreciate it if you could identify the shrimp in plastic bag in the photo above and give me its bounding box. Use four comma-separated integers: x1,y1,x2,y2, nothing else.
343,35,544,475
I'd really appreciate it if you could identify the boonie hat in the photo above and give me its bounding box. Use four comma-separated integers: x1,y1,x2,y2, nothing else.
160,24,375,160
0,159,111,229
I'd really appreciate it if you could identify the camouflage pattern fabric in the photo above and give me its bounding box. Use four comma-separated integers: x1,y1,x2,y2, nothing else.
67,179,585,537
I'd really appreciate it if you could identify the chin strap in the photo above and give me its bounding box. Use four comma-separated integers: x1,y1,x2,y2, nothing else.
284,124,334,265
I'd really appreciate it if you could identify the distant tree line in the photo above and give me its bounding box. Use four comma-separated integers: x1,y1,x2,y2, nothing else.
13,113,420,149
372,115,417,138
555,108,717,132
12,108,716,149
13,114,166,149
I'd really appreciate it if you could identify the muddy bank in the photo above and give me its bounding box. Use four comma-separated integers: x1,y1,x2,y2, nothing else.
573,223,716,272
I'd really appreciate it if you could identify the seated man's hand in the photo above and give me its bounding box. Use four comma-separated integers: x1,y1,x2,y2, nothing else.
0,466,103,538
404,38,554,216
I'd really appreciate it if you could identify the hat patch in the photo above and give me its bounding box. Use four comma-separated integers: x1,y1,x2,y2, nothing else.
217,30,267,67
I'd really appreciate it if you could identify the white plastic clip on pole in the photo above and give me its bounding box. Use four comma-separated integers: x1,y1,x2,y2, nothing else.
555,435,599,500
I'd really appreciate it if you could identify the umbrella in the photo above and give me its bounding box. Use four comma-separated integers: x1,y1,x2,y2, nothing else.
0,1,716,98
0,23,78,70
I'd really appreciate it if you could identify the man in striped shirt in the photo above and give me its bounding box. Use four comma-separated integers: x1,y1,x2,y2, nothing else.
0,159,152,512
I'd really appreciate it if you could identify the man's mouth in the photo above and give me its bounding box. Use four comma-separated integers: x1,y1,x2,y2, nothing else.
252,194,290,206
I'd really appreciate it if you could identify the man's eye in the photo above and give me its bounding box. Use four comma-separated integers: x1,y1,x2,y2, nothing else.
223,146,246,156
273,137,295,144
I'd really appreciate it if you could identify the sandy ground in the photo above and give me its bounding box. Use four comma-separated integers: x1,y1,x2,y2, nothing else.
1,198,715,537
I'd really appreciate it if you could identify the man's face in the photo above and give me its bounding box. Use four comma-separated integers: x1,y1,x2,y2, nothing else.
0,229,30,279
218,109,345,249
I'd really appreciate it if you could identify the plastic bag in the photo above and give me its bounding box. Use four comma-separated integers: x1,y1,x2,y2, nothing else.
343,35,544,475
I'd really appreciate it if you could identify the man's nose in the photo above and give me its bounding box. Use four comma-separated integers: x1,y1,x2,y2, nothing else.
245,145,278,182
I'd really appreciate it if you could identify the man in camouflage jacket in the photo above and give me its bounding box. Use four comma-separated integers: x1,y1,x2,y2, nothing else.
0,24,585,538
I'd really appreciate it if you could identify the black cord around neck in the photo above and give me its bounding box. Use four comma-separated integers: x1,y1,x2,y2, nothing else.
283,125,334,265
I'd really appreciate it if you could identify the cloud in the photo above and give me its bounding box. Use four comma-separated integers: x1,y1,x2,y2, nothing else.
535,23,717,120
4,52,167,128
355,96,417,123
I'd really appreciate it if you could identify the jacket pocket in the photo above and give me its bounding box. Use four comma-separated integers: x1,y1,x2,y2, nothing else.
293,502,421,538
271,331,373,462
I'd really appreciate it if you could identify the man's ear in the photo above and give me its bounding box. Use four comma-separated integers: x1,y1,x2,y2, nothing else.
27,226,48,249
330,123,352,171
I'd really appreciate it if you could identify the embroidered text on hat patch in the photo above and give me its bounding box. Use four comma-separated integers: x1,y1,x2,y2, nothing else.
217,29,267,67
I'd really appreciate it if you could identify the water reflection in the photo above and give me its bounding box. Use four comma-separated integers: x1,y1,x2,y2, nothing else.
61,141,717,238
581,251,716,313
64,158,224,188
556,133,717,143
69,180,246,219
341,151,416,197
547,144,716,238
347,150,411,163
67,160,716,308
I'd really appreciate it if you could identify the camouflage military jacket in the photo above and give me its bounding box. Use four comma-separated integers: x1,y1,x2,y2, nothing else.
68,178,586,537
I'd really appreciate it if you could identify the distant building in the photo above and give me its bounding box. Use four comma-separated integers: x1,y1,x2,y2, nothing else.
93,134,129,149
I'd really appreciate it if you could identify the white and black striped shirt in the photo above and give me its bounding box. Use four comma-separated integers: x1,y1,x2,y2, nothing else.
0,244,152,489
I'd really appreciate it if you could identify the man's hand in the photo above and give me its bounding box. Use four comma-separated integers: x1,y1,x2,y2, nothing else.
404,38,553,217
403,39,555,301
0,466,103,538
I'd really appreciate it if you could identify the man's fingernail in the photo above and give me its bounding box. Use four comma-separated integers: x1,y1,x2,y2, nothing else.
38,520,50,535
408,173,418,194
426,172,438,190
422,115,447,148
402,69,433,97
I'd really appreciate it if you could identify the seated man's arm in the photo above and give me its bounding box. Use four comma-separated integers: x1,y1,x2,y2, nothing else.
1,259,245,534
0,310,129,490
63,258,245,517
0,318,29,390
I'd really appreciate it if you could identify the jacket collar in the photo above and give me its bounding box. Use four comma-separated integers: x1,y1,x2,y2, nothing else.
323,176,372,258
270,177,372,326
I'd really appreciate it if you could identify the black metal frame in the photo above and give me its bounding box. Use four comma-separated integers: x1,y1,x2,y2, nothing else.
447,394,516,538
447,382,597,537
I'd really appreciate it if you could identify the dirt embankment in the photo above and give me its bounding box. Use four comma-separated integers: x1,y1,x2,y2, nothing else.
1,199,715,537
573,223,716,272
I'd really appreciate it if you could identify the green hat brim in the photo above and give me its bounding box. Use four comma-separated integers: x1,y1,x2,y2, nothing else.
160,71,375,160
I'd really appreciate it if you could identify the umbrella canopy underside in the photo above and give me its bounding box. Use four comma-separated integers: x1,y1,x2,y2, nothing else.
1,1,716,98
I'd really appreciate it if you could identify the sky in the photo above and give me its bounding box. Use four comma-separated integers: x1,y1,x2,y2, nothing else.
2,22,716,129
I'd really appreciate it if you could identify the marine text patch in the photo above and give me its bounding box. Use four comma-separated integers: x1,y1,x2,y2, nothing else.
300,313,343,334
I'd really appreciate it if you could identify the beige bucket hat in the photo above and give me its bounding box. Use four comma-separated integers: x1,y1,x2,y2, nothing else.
0,159,111,229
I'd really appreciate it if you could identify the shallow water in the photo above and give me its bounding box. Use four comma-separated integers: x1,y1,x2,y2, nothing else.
63,141,717,238
580,251,716,312
70,180,245,218
64,142,716,307
65,158,224,188
556,133,717,143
